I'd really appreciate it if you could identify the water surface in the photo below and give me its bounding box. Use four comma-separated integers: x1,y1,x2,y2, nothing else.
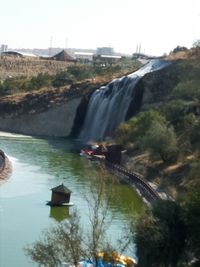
0,133,144,267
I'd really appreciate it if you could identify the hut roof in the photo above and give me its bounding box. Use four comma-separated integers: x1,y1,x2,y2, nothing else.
51,184,71,194
51,50,75,61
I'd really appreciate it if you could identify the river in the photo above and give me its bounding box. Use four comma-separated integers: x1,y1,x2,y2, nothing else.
0,133,144,267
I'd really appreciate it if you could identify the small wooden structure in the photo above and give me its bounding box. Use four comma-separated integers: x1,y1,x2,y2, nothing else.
47,184,72,206
105,145,124,164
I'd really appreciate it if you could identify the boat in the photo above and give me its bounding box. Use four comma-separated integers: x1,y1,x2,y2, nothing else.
80,149,94,159
78,253,136,267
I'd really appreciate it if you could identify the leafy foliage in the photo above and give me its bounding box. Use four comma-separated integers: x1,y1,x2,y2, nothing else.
135,200,187,267
0,59,141,95
172,80,200,101
141,120,178,162
25,209,84,267
116,110,178,162
193,39,200,48
135,210,164,267
0,73,53,95
184,181,200,264
25,169,133,267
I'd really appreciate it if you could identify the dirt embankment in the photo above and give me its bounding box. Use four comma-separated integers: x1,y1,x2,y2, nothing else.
0,150,12,185
0,79,106,137
0,80,102,117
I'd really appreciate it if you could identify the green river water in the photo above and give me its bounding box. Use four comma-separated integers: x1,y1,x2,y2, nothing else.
0,133,144,267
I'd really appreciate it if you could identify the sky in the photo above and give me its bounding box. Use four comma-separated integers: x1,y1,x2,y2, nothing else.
0,0,200,56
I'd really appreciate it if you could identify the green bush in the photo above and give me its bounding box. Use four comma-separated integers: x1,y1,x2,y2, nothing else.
52,70,75,87
116,110,178,162
0,73,53,95
135,201,186,267
173,80,200,101
141,120,178,162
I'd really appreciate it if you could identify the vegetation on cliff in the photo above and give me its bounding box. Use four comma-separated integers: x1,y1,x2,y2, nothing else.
115,47,200,266
0,58,141,96
0,58,141,117
116,47,200,194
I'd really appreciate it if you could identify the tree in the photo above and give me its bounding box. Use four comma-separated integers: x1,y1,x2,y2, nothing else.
135,200,187,267
152,200,187,267
171,46,188,54
184,184,200,265
141,120,178,162
25,168,133,267
190,120,200,146
115,110,166,146
161,99,188,128
115,110,179,161
25,209,84,267
172,80,200,101
135,210,163,267
84,169,113,265
183,160,200,264
193,39,200,48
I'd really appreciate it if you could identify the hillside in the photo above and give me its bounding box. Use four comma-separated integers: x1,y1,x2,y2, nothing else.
115,47,200,200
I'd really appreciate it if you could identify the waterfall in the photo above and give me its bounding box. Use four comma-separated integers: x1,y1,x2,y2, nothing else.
79,59,170,142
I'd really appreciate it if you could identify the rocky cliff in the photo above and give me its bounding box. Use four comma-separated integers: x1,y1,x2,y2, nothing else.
0,81,100,137
0,60,179,138
126,61,179,120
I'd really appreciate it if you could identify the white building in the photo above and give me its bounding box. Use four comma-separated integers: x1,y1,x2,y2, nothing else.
74,51,94,62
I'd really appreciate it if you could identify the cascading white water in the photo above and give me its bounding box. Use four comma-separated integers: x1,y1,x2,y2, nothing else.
79,59,170,142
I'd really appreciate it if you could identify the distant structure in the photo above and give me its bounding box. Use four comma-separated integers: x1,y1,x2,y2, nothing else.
93,54,122,65
74,51,94,62
0,44,8,53
94,46,122,64
96,47,114,56
132,52,157,60
135,43,142,54
1,50,37,58
47,184,72,206
50,49,75,62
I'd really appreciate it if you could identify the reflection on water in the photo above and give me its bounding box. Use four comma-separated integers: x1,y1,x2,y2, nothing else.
0,133,144,267
49,206,70,222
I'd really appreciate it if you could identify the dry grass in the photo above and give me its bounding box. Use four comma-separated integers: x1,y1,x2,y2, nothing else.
167,47,200,61
0,56,72,80
167,50,192,61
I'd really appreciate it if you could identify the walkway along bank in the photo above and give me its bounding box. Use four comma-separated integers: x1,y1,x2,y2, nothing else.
92,153,161,206
105,161,160,205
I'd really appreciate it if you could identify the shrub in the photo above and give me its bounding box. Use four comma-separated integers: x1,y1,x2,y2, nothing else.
141,120,178,162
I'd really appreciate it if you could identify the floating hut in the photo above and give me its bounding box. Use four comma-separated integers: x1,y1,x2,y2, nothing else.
47,184,73,206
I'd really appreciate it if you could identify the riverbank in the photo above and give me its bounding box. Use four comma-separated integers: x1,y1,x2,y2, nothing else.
0,151,12,185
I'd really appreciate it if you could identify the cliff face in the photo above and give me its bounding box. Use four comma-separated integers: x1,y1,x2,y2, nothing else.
141,62,179,108
126,62,179,120
0,61,179,138
0,98,81,137
0,81,99,137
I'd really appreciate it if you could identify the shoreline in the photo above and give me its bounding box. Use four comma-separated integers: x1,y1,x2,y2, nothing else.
0,154,12,185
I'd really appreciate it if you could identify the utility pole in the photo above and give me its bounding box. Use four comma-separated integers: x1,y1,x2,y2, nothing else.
49,36,53,56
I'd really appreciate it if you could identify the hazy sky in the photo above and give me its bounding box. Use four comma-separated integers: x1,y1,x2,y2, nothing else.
1,0,200,55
